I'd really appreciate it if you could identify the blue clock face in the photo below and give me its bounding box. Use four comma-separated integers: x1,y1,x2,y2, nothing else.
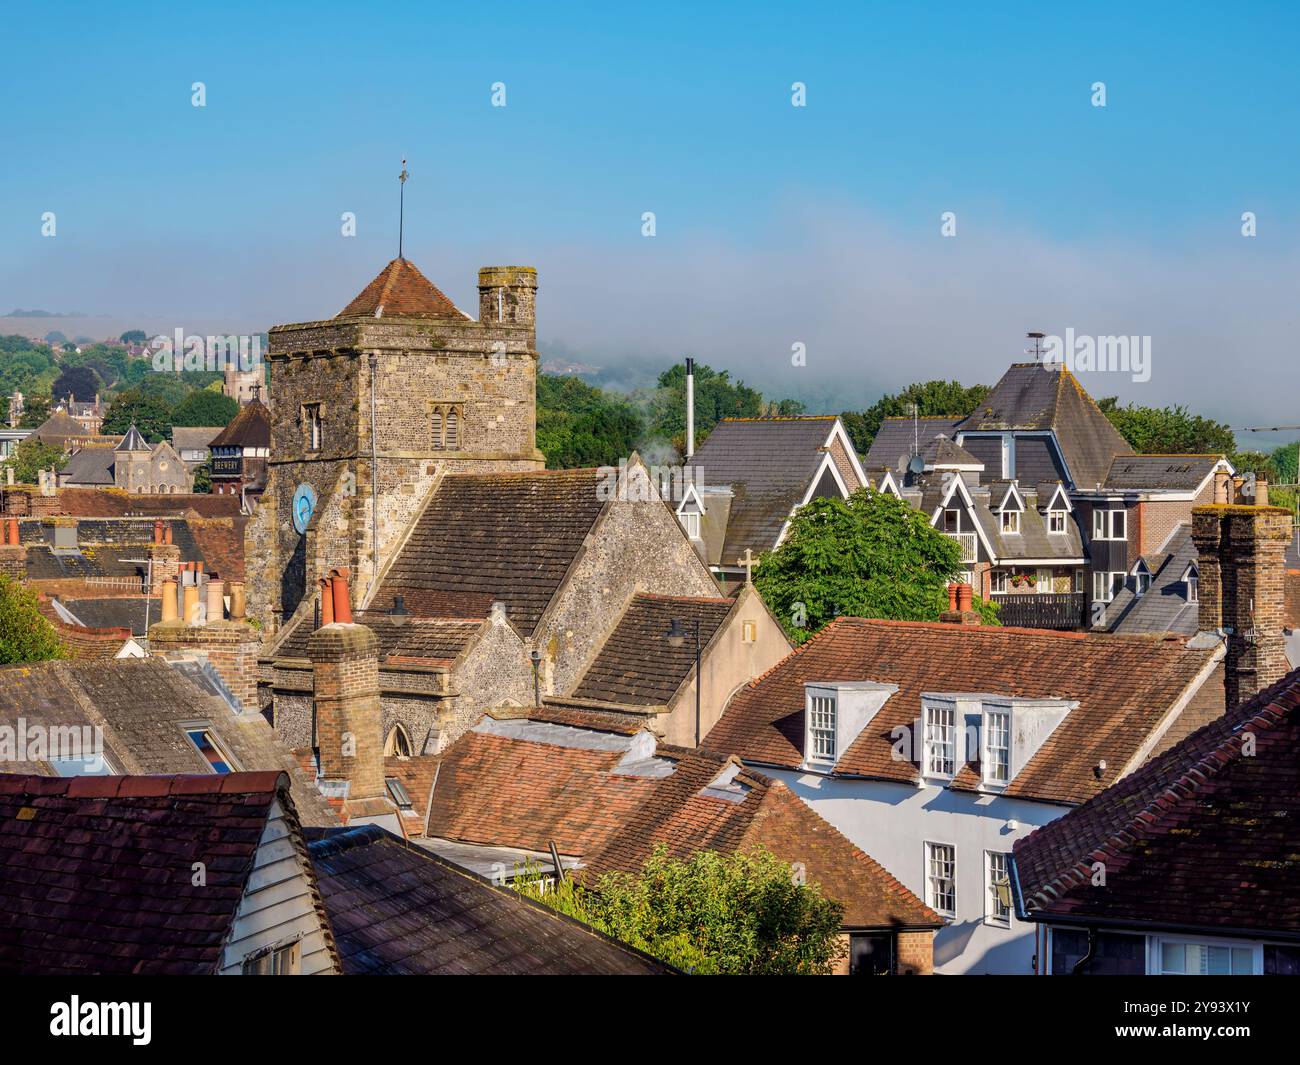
291,483,317,534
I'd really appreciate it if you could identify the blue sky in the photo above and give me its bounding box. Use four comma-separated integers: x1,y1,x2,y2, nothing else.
3,1,1299,433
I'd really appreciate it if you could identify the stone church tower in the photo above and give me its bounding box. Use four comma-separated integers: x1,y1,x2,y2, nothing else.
249,258,543,630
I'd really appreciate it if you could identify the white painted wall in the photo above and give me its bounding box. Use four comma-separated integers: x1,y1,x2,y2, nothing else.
765,768,1069,975
218,797,337,975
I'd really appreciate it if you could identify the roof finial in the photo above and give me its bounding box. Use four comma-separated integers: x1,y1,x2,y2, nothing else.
398,159,409,261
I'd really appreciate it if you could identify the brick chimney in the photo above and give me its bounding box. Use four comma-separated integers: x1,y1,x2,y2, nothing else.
306,617,401,830
148,521,180,594
940,580,981,625
0,517,25,581
1192,504,1292,709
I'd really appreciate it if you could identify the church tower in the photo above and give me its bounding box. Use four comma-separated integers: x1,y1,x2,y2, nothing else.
253,257,543,629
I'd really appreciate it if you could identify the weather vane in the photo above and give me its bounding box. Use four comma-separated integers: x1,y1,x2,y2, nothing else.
398,158,409,260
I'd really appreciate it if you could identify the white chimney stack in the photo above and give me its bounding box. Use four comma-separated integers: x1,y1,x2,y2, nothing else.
685,357,695,459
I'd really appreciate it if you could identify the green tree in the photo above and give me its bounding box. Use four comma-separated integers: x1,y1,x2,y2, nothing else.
648,362,767,454
1097,398,1236,455
754,488,998,643
16,394,51,428
120,329,147,345
44,330,67,346
52,365,103,403
191,462,212,493
3,438,68,484
171,389,239,427
101,389,172,443
537,374,645,469
841,379,991,456
517,845,845,975
0,575,65,664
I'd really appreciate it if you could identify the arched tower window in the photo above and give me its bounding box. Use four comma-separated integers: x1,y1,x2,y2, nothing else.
431,409,444,450
445,408,459,450
384,724,413,758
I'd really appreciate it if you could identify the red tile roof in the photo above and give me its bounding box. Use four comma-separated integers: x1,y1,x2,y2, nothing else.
706,617,1224,804
337,257,468,320
425,727,939,930
1013,668,1300,938
0,772,287,974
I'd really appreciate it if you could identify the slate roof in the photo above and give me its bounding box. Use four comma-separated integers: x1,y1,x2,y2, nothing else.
337,257,468,320
31,411,92,443
0,658,336,825
57,597,163,636
954,364,1132,490
1104,524,1200,636
59,447,116,485
425,721,939,930
308,824,671,974
0,772,290,975
115,424,150,452
921,434,982,468
270,611,483,664
685,417,843,561
18,517,205,581
170,426,223,454
374,467,610,635
706,617,1224,805
863,416,963,472
50,488,243,518
571,594,736,706
1012,668,1300,940
1102,454,1221,493
208,399,271,450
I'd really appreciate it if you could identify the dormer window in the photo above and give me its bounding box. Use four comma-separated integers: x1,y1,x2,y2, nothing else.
804,681,897,770
1134,564,1152,597
1183,564,1199,603
676,485,705,541
1048,509,1067,534
809,694,837,761
1000,510,1020,534
983,709,1010,785
924,700,957,778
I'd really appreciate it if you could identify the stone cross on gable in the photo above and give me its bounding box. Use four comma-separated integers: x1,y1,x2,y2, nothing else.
737,548,757,585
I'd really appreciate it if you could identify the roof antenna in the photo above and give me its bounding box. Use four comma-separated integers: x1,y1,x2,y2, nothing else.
398,158,409,260
1026,331,1046,363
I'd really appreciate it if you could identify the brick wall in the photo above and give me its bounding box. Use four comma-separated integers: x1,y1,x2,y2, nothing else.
306,622,384,801
1192,505,1291,708
896,930,935,975
148,619,261,712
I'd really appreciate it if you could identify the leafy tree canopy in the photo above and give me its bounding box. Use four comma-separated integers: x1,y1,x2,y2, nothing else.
649,362,768,454
840,379,991,456
517,845,845,975
52,365,104,403
101,389,172,443
0,576,65,665
44,330,67,345
3,439,68,484
1097,398,1237,455
754,488,997,643
120,330,147,344
537,374,645,469
171,389,239,427
191,462,212,494
16,394,51,429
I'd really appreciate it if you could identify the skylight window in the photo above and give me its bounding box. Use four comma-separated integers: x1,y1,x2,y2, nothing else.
184,727,237,774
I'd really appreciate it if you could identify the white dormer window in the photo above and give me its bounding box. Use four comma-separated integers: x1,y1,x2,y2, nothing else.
1048,509,1067,534
983,709,1010,784
804,681,897,769
1187,574,1198,602
924,701,957,778
809,695,837,761
1000,510,1020,534
681,511,700,538
1135,571,1151,597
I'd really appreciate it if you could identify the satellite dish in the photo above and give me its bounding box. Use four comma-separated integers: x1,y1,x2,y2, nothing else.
908,455,926,475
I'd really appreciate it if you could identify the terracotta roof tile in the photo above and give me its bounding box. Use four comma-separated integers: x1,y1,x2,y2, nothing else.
0,771,285,974
706,617,1223,804
337,258,468,320
1013,668,1300,937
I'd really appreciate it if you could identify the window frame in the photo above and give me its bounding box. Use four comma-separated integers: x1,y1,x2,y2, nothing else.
984,850,1011,927
1150,936,1261,976
924,841,957,919
923,700,957,780
808,694,837,763
242,940,302,976
1047,509,1067,534
182,724,239,775
1092,507,1127,541
1000,509,1020,534
302,403,323,452
983,708,1010,786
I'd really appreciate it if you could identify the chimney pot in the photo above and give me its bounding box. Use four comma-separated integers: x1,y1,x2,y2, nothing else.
331,569,353,624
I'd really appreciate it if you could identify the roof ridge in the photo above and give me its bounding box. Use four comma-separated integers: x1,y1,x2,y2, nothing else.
1021,682,1295,913
0,770,288,799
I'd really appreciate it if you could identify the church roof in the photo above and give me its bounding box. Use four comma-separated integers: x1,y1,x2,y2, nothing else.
115,424,151,452
209,399,271,449
337,258,468,320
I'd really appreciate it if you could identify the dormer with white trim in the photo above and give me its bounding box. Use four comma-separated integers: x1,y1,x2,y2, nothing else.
675,482,705,541
978,696,1076,790
803,680,898,770
995,482,1025,536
